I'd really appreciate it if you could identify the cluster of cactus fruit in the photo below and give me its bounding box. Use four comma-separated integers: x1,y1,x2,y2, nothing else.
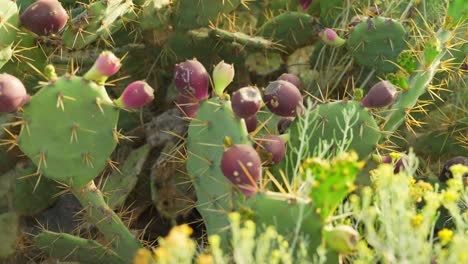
0,0,466,263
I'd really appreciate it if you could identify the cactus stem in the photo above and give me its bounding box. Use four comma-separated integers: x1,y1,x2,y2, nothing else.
69,180,141,262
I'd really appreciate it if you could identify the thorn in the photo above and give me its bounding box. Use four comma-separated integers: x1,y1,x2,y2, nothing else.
82,152,94,168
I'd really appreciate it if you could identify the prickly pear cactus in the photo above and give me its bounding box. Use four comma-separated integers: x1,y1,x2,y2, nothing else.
18,74,119,188
186,96,252,242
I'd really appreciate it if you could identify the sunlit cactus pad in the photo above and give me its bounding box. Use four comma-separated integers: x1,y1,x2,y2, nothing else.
347,17,408,73
290,101,382,159
18,76,119,188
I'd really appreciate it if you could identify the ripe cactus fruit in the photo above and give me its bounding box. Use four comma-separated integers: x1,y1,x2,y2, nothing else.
174,59,209,101
19,0,68,36
212,61,234,96
381,153,407,174
245,114,257,133
176,94,199,118
277,117,294,134
360,80,397,108
231,86,262,118
221,144,262,197
263,80,302,117
256,135,286,165
0,73,30,113
277,73,301,89
114,81,155,109
83,51,122,83
319,28,346,47
439,156,468,183
299,0,313,11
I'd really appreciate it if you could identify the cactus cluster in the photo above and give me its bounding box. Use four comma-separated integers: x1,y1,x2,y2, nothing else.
0,0,466,263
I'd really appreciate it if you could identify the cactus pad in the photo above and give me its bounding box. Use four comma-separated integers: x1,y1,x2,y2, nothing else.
172,0,241,31
301,152,363,219
35,230,125,264
62,0,133,49
257,12,321,53
347,17,408,73
18,76,119,188
0,0,20,47
289,101,382,159
186,97,252,241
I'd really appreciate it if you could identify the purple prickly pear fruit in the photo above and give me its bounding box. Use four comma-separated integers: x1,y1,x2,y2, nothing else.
84,51,122,82
176,94,200,118
115,81,154,109
231,86,262,118
0,73,30,113
94,52,122,76
256,135,286,165
381,153,407,174
213,60,235,96
20,0,68,36
263,80,302,117
348,16,364,29
439,156,468,183
174,59,209,101
319,28,346,47
244,114,257,133
360,80,398,108
277,117,294,134
277,73,301,89
221,144,262,197
299,0,313,11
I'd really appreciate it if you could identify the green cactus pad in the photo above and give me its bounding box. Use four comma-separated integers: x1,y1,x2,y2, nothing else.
257,12,321,53
0,0,20,47
0,212,19,259
13,164,60,215
0,45,13,69
290,101,381,159
319,0,343,27
62,0,134,49
347,17,408,73
103,144,151,209
35,230,125,264
171,0,241,31
301,152,363,219
18,76,119,188
446,0,468,29
1,31,48,89
138,0,171,31
243,192,338,260
186,97,252,242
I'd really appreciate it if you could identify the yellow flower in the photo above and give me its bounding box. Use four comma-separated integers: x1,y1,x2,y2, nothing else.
133,248,154,264
411,214,424,228
442,190,459,203
197,253,214,264
437,228,453,245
